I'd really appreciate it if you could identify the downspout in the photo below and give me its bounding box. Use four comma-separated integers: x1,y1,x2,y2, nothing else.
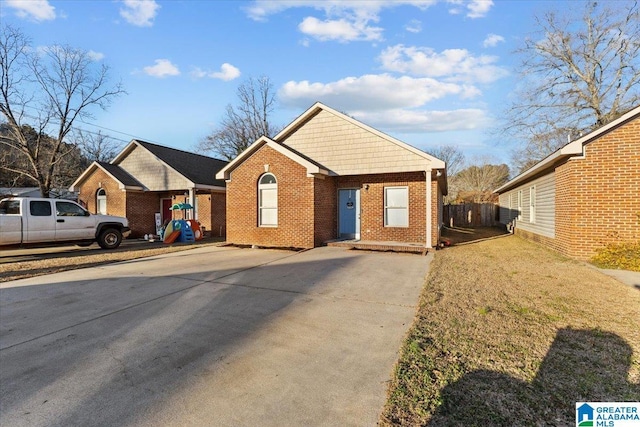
426,170,432,248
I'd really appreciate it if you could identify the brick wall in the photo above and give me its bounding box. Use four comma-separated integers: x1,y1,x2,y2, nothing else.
313,176,336,246
555,116,640,260
226,145,316,248
210,191,226,238
226,146,442,248
336,172,428,243
195,194,211,231
77,169,125,218
126,191,160,237
76,171,227,239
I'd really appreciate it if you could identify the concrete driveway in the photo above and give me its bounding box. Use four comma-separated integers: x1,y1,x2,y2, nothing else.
0,245,432,426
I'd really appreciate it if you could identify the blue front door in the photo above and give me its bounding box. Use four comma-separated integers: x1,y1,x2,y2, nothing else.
338,189,360,239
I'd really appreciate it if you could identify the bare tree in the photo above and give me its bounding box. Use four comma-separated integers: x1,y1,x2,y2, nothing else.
0,25,125,197
198,76,281,160
504,1,640,172
426,145,466,176
454,160,509,203
73,129,123,163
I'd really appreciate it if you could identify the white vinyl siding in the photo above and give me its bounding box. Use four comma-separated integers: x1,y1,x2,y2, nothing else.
498,172,555,238
529,186,536,223
384,186,408,227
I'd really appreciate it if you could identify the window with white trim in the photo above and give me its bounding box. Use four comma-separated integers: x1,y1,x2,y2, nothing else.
97,188,107,215
529,186,536,223
517,190,523,221
384,186,408,227
258,173,277,226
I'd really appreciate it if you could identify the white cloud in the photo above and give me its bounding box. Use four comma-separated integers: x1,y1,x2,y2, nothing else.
245,1,437,42
191,63,241,81
378,44,508,84
143,59,180,78
279,74,478,111
447,0,493,18
482,33,504,48
299,16,383,42
467,0,493,18
351,108,490,133
88,50,105,61
120,0,160,27
405,19,422,34
6,0,56,22
278,72,492,133
245,1,436,21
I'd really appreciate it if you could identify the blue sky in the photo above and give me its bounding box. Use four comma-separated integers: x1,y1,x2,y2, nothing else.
1,0,561,164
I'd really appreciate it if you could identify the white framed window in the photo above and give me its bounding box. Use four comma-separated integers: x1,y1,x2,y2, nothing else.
517,190,523,221
97,188,107,215
529,186,536,223
384,186,408,227
258,173,277,227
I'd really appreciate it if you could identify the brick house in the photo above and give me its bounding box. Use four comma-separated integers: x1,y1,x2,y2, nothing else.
216,102,447,250
70,140,228,238
495,106,640,260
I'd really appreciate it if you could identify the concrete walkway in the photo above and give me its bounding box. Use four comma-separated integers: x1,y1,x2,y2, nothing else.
595,267,640,288
0,245,432,427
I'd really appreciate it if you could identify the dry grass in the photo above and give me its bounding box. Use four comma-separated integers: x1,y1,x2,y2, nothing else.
381,235,640,426
0,240,224,283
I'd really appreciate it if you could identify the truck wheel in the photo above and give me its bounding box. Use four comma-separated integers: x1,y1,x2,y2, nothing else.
98,228,122,249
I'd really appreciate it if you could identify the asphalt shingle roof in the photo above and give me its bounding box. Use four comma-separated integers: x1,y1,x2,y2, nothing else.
97,162,144,187
136,140,228,187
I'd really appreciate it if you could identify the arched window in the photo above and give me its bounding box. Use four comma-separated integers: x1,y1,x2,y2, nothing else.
96,188,107,215
258,173,277,226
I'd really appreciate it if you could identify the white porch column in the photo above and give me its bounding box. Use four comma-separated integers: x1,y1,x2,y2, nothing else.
189,188,196,220
426,170,432,248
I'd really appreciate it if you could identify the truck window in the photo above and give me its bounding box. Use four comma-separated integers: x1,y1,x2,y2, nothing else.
56,201,86,216
0,200,21,215
30,201,52,216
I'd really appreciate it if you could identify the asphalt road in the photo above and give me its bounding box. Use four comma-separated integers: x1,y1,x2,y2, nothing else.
0,245,432,426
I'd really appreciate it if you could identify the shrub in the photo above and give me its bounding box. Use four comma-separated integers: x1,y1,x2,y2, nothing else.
590,241,640,272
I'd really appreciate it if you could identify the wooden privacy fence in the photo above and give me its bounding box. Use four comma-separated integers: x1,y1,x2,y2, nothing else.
444,203,499,227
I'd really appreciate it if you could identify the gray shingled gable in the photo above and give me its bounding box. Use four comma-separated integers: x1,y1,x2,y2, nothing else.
97,162,144,188
135,140,228,187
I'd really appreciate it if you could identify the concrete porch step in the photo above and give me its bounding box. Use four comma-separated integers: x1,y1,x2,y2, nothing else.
326,240,429,255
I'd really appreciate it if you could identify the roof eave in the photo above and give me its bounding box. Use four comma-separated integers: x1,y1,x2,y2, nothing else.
69,161,100,191
215,137,329,180
495,105,640,193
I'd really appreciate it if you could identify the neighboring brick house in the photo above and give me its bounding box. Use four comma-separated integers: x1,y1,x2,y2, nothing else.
71,140,228,238
495,106,640,261
216,102,447,250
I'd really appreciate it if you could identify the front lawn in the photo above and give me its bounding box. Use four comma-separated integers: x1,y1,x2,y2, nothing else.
381,235,640,426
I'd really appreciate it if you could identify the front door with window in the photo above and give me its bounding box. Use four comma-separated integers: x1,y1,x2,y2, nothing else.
338,189,360,240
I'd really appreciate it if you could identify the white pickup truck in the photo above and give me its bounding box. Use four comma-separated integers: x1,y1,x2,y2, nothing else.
0,197,131,249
